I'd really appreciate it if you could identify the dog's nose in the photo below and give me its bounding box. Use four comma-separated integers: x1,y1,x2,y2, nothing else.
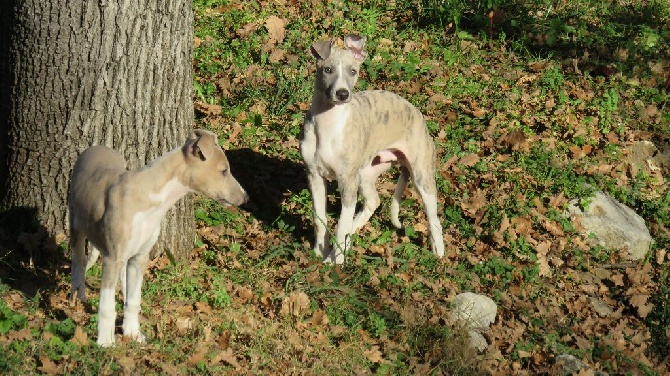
335,89,349,101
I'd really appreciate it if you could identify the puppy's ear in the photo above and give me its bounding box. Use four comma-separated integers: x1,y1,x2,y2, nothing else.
343,34,367,61
186,129,217,161
310,40,332,60
190,139,207,161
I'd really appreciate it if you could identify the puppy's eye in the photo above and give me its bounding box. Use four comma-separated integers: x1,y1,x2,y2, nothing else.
221,169,228,176
350,69,357,76
323,66,332,74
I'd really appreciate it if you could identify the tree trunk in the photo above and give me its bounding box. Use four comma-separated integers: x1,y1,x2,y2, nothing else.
0,0,195,262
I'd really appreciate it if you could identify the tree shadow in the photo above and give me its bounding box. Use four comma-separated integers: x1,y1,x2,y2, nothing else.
0,207,67,308
226,148,313,239
397,1,669,82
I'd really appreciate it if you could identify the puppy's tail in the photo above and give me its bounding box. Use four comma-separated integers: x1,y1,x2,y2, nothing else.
390,166,409,229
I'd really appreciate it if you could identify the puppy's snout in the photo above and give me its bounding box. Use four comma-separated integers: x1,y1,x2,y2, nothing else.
335,89,350,102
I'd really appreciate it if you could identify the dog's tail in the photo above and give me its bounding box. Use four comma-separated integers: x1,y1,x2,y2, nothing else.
390,166,410,229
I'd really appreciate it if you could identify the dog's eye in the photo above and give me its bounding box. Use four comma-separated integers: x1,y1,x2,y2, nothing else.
350,69,357,76
221,169,228,176
323,66,332,74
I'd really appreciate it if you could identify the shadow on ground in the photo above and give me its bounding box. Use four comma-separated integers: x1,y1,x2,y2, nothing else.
0,207,67,309
227,148,313,238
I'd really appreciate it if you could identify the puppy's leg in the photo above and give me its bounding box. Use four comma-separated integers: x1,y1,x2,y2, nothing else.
352,175,380,232
69,229,87,305
390,166,409,229
85,246,101,271
332,175,359,264
307,170,330,259
97,253,123,347
412,168,445,258
122,252,150,343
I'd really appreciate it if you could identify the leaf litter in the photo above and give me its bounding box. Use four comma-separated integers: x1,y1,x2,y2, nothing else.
2,0,670,374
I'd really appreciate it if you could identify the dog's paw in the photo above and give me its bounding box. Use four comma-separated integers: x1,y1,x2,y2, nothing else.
129,331,146,344
96,336,115,348
323,251,345,265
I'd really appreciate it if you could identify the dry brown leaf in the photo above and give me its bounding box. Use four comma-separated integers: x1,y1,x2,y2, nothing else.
218,330,231,350
269,48,285,63
629,294,654,318
38,355,62,375
364,345,383,363
175,316,192,335
265,16,286,45
212,348,241,369
187,344,208,366
309,310,330,326
459,153,480,167
7,328,32,341
535,241,552,277
280,291,310,317
70,326,89,346
236,22,258,38
460,189,487,217
472,108,487,117
237,286,255,303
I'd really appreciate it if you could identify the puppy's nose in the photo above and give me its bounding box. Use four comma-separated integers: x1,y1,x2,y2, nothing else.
335,89,349,101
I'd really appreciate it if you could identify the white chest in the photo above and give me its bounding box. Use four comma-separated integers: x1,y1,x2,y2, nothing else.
122,178,190,259
313,106,350,177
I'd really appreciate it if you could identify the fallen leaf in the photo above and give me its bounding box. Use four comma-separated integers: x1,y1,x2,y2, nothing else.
459,153,480,167
7,328,32,341
187,344,208,366
265,16,286,45
236,22,258,38
218,330,231,350
70,326,89,346
38,355,62,375
364,345,383,363
629,294,654,318
280,291,310,317
212,348,241,369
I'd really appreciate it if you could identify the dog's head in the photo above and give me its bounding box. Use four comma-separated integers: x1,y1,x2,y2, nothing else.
311,34,367,105
182,129,248,206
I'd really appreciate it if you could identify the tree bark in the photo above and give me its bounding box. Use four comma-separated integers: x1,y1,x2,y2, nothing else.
0,0,195,261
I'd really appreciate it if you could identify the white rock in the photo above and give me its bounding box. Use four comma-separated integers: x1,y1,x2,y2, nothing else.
451,292,497,351
565,191,652,260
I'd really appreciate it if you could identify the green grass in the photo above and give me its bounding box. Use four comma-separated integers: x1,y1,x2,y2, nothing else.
1,0,669,374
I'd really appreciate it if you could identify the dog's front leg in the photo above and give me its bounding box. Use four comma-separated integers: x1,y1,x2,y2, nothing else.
307,170,330,259
331,175,360,264
122,251,150,343
97,254,123,347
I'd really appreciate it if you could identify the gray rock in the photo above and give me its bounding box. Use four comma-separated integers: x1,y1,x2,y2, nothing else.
565,191,652,260
451,292,497,351
554,354,609,376
555,354,585,375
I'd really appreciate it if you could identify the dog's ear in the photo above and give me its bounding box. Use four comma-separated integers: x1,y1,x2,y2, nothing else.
310,40,332,60
186,129,217,161
343,34,367,61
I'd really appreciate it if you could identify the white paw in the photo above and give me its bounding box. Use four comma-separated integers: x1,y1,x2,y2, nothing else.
127,330,146,343
97,335,115,347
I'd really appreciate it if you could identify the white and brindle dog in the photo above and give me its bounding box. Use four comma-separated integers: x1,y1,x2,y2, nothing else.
300,34,445,264
68,129,248,346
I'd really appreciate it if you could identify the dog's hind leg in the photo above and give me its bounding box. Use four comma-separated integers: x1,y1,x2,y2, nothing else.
85,245,100,271
352,176,380,232
412,167,445,258
390,166,409,229
69,229,88,305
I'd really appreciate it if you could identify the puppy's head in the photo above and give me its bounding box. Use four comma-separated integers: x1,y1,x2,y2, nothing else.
311,34,367,104
182,129,248,206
